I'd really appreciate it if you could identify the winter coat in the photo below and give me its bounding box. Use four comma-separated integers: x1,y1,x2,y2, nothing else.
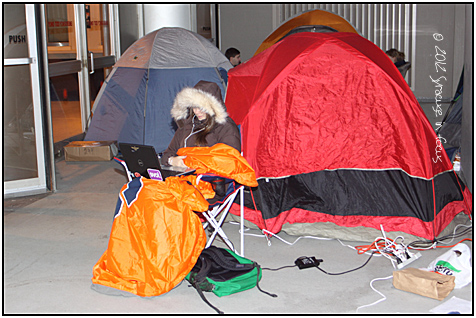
161,81,241,165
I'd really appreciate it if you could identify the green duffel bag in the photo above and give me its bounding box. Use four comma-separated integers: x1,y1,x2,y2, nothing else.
186,246,276,314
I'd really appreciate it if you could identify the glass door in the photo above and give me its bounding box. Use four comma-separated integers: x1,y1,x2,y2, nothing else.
45,4,118,144
4,4,47,195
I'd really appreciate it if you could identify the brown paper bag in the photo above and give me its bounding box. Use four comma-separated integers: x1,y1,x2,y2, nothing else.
393,267,455,301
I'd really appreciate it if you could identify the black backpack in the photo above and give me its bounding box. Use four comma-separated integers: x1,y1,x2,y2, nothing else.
185,246,277,314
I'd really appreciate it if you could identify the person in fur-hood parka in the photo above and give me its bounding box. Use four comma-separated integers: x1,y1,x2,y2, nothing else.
161,80,241,167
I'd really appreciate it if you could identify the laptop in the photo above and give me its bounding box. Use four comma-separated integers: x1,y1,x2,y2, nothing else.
119,143,195,181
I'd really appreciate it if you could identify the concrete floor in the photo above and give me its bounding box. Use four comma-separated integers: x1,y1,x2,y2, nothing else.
4,158,473,314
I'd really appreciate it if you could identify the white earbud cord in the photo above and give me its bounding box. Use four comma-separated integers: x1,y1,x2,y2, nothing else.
184,115,205,148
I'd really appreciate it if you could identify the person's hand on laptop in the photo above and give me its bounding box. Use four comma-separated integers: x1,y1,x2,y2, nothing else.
168,156,187,168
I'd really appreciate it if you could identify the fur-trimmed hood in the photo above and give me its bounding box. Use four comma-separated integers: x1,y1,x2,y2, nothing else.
171,81,228,124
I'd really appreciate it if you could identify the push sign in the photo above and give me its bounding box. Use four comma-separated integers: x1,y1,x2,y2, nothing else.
9,34,26,44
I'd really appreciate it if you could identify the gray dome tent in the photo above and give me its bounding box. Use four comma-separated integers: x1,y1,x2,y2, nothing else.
85,27,232,152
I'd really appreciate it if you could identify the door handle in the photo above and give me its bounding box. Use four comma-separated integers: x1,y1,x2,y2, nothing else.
4,57,34,66
89,51,94,74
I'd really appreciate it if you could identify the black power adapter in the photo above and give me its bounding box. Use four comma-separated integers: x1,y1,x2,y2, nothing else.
295,256,323,269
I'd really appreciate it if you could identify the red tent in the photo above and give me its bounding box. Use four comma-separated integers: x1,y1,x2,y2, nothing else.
226,32,471,241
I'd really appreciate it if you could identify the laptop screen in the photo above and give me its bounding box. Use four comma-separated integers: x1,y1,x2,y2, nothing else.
119,143,161,179
119,143,195,180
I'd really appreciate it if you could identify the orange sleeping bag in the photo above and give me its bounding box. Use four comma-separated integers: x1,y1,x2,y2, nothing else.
92,175,211,297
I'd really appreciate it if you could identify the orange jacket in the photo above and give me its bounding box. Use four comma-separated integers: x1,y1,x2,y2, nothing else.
178,143,258,187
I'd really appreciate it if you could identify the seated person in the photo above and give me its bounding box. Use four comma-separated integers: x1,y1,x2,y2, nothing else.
161,80,241,168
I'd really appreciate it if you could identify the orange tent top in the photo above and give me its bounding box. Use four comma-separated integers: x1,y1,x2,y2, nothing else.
254,9,358,56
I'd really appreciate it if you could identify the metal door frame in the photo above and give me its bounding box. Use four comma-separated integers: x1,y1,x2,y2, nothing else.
47,4,119,191
4,4,47,196
4,4,120,196
44,4,120,133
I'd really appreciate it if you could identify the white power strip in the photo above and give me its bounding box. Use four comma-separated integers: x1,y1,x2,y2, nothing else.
396,251,422,269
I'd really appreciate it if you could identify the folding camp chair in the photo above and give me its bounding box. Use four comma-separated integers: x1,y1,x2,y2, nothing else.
114,158,246,257
196,175,245,257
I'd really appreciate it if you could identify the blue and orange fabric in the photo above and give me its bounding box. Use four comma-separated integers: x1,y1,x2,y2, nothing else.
92,176,211,297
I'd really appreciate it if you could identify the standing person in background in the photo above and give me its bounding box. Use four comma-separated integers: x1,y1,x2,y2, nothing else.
161,80,241,168
386,48,411,78
225,47,242,67
385,48,406,67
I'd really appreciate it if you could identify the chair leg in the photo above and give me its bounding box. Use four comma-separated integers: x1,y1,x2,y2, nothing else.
239,186,244,257
202,210,235,251
202,185,245,255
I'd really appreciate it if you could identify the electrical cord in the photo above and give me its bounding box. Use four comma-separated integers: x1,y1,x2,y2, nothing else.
262,265,297,271
262,252,374,275
228,220,470,276
355,275,393,313
408,224,472,250
352,225,420,269
409,237,472,250
314,252,375,275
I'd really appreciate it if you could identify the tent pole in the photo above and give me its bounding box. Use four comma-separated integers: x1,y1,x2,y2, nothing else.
143,68,150,144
